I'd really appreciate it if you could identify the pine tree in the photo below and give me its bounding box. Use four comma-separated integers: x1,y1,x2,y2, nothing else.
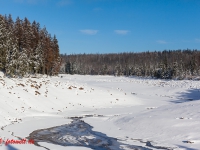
4,15,19,77
31,21,41,74
0,14,60,77
14,17,23,52
51,35,60,75
0,15,7,72
172,62,178,79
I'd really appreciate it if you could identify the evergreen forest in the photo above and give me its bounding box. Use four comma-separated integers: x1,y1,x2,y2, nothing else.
61,50,200,79
0,14,60,77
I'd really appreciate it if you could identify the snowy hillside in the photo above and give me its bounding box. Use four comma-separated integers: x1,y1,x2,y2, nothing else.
0,73,200,150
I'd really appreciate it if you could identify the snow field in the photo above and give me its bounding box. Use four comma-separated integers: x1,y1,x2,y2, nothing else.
0,74,200,149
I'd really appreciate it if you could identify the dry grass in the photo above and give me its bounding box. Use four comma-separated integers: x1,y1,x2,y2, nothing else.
79,87,84,90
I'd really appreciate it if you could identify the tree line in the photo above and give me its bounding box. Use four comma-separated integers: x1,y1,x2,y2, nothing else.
61,49,200,79
0,14,60,77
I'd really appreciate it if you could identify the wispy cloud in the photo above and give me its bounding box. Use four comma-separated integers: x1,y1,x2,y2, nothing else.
195,38,200,43
114,30,130,35
93,7,103,11
27,0,39,4
57,0,72,6
13,0,47,4
156,40,167,44
80,29,98,35
14,0,24,3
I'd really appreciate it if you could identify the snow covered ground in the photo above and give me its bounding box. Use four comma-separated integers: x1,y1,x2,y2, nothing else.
0,72,200,150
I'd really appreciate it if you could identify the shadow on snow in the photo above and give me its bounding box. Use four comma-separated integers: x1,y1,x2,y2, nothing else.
170,89,200,103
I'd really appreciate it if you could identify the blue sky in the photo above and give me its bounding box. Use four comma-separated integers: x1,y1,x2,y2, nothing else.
0,0,200,54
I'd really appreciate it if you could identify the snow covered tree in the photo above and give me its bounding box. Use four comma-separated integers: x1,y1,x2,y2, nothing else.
0,15,7,72
4,15,19,77
0,15,18,76
0,14,61,77
50,35,60,75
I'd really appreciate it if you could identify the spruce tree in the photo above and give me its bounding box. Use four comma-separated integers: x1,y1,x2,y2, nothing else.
0,15,7,72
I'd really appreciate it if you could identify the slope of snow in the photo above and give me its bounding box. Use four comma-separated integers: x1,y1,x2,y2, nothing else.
0,73,200,150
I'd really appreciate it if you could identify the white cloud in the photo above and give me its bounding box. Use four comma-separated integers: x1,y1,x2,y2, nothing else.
27,0,38,4
80,29,98,35
195,38,200,43
13,0,24,3
93,7,103,11
156,40,167,44
57,0,72,6
114,30,130,35
13,0,47,4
